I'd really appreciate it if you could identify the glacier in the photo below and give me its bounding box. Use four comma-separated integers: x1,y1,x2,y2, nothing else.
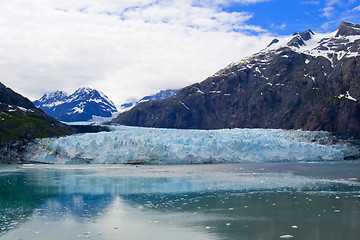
24,126,358,165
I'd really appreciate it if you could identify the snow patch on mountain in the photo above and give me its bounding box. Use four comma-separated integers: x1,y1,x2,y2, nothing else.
213,22,360,79
120,89,178,112
264,24,360,65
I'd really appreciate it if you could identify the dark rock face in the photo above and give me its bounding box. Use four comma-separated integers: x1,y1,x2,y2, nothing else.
0,82,76,163
287,30,314,48
335,21,360,37
0,140,31,164
0,83,34,110
112,22,360,133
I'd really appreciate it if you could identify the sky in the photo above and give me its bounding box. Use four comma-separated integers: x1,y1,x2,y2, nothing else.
1,0,360,108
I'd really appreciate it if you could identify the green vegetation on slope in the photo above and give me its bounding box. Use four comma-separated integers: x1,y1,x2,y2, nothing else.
0,103,74,142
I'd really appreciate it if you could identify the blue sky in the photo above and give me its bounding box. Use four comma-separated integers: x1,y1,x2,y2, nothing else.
0,0,359,107
222,0,360,34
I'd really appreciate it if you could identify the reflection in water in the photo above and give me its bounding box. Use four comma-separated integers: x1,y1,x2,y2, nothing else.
0,163,360,240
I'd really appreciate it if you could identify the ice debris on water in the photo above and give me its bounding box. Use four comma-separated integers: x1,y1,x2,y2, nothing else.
280,235,294,239
25,126,358,164
77,232,91,238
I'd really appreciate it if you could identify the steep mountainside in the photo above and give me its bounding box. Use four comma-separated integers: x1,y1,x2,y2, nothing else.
112,22,360,133
0,82,75,142
120,89,178,112
34,87,117,122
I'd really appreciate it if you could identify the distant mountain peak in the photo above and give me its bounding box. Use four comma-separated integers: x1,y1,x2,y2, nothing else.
74,87,93,95
38,90,69,103
34,87,117,122
120,89,178,112
248,22,360,69
286,29,314,48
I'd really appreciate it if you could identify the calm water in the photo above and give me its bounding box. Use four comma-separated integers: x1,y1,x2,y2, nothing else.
0,162,360,240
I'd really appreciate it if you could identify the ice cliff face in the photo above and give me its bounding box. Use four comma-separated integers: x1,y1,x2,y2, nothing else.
25,126,358,164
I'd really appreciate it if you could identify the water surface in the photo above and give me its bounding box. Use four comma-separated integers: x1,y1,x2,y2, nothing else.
0,162,360,240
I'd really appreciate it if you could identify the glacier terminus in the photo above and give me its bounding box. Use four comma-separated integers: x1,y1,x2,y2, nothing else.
25,126,358,164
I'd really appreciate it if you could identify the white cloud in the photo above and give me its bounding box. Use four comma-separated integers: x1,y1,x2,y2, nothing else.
320,0,360,30
270,23,287,31
352,5,360,12
300,1,320,4
322,6,336,18
321,0,344,18
194,0,270,6
0,0,275,108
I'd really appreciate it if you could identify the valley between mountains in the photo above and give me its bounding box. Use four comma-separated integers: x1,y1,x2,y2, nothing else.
1,21,360,163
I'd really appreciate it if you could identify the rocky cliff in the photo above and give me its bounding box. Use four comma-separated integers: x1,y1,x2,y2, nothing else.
112,22,360,133
0,82,76,163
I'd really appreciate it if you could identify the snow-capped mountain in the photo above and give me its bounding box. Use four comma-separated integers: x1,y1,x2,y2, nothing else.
112,22,360,133
120,89,178,112
34,87,117,122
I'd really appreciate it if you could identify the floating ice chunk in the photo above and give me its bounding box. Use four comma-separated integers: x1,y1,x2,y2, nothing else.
280,235,294,239
77,232,91,238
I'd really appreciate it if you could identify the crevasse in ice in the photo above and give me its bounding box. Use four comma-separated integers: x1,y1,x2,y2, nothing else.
25,126,358,164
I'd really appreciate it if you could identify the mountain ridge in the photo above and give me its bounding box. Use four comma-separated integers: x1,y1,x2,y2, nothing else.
34,87,117,122
111,22,360,133
0,82,75,145
120,89,178,112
